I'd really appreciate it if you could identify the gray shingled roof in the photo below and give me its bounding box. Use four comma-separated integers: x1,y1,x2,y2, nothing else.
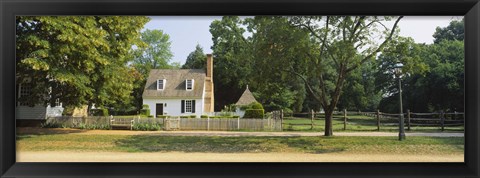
142,69,205,98
235,87,258,106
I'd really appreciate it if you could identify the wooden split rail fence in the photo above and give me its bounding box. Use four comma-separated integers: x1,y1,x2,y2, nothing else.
276,109,464,131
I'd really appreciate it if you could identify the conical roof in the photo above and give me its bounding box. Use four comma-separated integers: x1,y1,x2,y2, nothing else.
235,85,258,106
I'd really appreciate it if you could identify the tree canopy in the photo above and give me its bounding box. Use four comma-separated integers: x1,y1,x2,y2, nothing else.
210,16,463,136
182,44,207,69
16,16,149,113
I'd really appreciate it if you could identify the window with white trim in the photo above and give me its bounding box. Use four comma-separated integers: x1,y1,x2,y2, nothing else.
19,83,32,106
185,100,193,113
54,98,61,107
157,79,165,90
186,79,194,91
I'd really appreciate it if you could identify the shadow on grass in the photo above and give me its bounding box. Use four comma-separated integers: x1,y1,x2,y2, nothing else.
114,135,346,154
16,127,88,136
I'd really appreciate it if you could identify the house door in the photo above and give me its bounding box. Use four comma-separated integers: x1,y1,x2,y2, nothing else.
156,103,163,116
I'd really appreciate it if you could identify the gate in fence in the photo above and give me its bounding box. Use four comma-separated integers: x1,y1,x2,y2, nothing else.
165,117,181,131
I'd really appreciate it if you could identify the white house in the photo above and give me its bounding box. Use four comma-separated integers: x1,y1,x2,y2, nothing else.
16,81,64,121
142,54,215,118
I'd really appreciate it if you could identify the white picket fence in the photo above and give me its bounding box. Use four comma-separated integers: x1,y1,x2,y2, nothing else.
165,117,281,131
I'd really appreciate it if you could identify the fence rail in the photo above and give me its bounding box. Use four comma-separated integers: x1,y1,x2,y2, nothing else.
275,109,464,132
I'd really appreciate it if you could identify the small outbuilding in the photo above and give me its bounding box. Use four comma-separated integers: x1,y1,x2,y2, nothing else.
235,85,258,118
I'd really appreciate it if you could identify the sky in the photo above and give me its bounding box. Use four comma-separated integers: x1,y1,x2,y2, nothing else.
143,16,463,65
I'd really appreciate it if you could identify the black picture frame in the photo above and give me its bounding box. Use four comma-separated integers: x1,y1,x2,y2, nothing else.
1,0,479,177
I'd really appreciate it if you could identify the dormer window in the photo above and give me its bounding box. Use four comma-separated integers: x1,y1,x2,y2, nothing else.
186,79,194,91
157,79,165,90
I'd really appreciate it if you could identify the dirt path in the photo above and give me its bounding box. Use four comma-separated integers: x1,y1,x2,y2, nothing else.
17,127,464,137
17,151,464,162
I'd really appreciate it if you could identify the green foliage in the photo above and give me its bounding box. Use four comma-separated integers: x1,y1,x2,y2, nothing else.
91,108,109,116
201,115,209,118
210,16,254,110
77,123,111,130
140,109,150,116
433,18,464,44
40,121,64,128
16,16,149,112
240,102,264,110
133,29,174,76
62,105,75,116
243,109,265,118
156,115,169,119
130,29,175,112
182,44,207,69
132,123,162,131
376,34,464,113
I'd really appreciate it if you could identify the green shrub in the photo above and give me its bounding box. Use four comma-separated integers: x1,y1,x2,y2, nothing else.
189,115,196,118
243,109,264,118
201,115,208,118
76,123,110,130
156,115,169,119
91,108,109,116
140,109,150,116
132,123,162,131
240,102,264,111
62,105,75,116
147,115,153,118
250,102,264,110
232,115,240,118
142,104,149,109
41,121,62,128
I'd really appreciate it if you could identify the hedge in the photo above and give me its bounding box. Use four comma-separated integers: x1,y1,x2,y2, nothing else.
243,109,264,118
91,108,109,116
140,109,150,116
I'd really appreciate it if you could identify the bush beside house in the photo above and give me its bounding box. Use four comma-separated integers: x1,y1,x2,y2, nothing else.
243,109,264,118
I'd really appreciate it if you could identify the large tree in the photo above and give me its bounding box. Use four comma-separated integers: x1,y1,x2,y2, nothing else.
131,29,174,111
246,17,311,112
287,16,403,136
210,16,254,110
182,44,207,69
433,18,464,44
133,29,173,76
16,16,149,114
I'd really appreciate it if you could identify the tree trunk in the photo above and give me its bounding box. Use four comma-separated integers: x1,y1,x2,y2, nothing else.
324,109,333,136
87,102,93,117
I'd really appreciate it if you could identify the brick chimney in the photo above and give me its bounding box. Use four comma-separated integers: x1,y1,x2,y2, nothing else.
206,54,213,80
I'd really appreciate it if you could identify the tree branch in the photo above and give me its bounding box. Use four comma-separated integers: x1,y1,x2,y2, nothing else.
286,66,322,103
346,16,403,73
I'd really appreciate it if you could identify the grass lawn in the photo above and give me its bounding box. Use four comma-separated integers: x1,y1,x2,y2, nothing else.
17,134,464,155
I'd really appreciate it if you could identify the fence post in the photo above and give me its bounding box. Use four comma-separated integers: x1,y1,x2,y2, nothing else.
343,109,347,130
407,109,411,131
376,110,380,131
237,117,240,130
311,110,314,130
280,109,284,131
207,117,210,131
441,110,445,131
